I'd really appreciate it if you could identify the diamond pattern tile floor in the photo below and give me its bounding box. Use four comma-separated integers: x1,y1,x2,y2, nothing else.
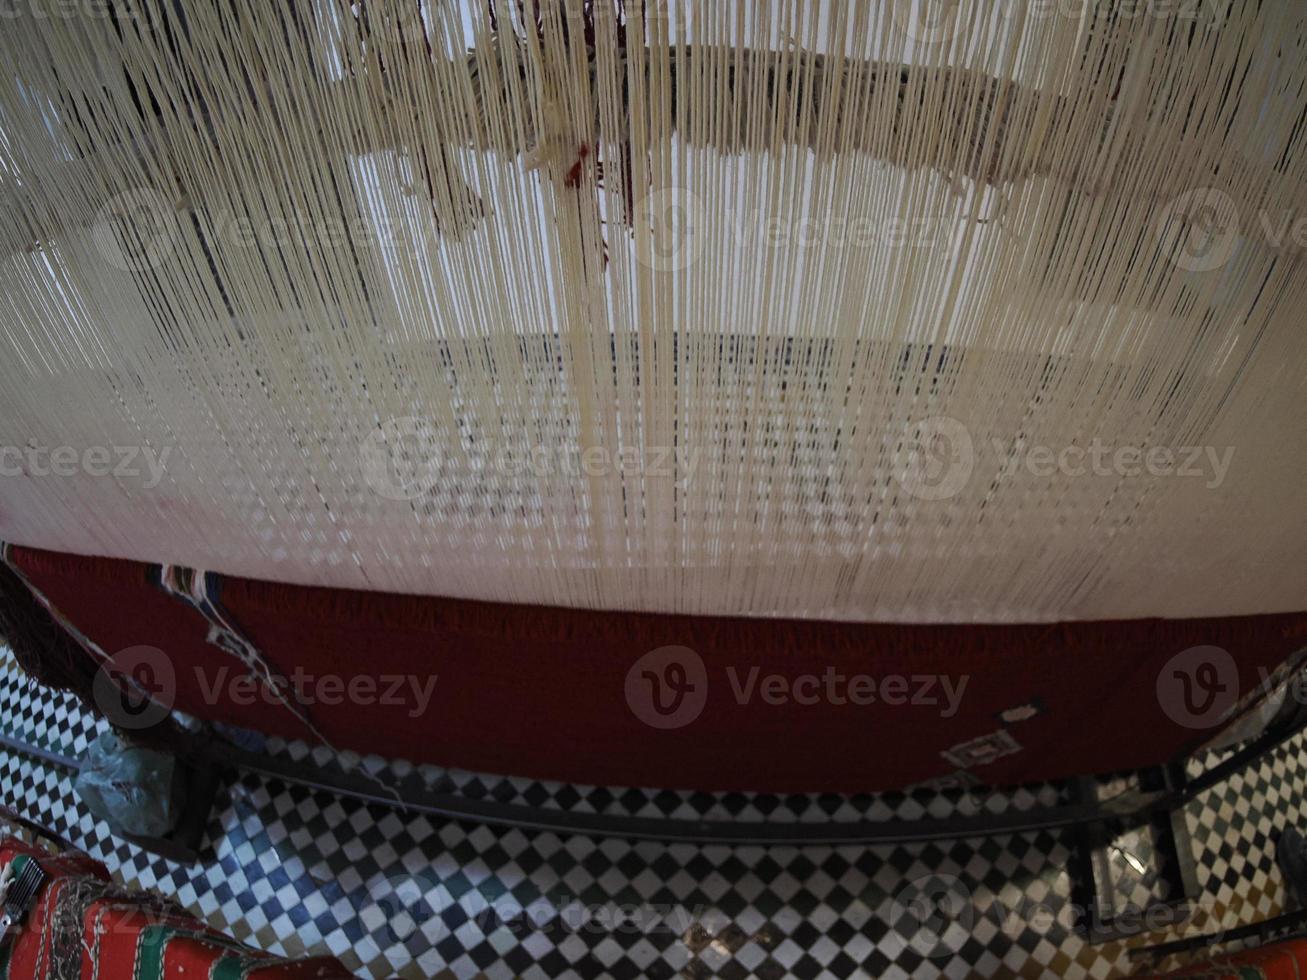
1,648,1305,978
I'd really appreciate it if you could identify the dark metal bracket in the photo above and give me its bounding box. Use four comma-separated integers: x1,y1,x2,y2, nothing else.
2,695,1303,848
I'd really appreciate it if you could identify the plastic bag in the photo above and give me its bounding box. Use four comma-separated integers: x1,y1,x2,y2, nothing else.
74,731,185,838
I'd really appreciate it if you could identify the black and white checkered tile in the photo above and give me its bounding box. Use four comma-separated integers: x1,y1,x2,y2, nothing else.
0,657,105,757
1180,733,1307,930
2,647,1305,979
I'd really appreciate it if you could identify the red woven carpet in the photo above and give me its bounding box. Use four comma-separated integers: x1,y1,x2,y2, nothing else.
10,544,1307,793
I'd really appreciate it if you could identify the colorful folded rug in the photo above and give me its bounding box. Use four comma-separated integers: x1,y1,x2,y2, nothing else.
1146,938,1307,979
0,838,351,980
